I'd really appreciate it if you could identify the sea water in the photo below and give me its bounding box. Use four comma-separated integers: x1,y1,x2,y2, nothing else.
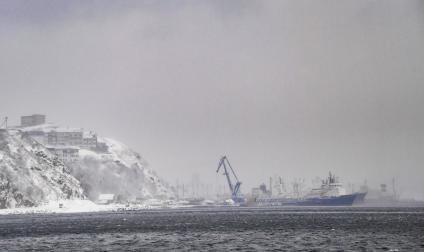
0,207,423,251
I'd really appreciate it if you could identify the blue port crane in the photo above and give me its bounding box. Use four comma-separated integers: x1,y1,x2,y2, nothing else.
216,156,245,203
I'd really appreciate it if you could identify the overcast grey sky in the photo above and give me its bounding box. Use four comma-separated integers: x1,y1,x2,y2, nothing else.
1,0,423,199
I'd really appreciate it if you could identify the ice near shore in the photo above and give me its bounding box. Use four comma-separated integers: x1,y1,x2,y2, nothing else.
0,125,174,212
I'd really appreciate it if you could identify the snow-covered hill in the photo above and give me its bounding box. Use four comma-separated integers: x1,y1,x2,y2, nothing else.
20,123,174,203
0,123,174,209
70,137,174,202
0,129,84,209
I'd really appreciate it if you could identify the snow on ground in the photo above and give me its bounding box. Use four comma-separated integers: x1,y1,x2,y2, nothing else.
0,200,105,215
0,200,164,215
19,123,82,133
0,199,205,215
19,123,58,133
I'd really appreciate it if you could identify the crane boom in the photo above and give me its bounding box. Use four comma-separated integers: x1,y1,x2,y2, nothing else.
216,156,245,203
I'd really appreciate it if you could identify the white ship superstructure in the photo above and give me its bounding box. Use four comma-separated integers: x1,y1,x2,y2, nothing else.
305,172,347,199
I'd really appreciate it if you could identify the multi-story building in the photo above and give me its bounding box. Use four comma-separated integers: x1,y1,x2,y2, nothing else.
47,128,83,146
95,142,109,153
21,114,46,127
82,131,98,149
47,146,79,163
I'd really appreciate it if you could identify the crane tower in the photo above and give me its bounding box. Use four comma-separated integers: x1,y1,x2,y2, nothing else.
216,156,245,204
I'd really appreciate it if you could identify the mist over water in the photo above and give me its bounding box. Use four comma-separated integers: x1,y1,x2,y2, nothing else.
0,1,424,199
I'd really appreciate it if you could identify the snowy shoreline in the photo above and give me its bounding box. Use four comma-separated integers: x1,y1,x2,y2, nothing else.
0,200,156,215
0,199,201,215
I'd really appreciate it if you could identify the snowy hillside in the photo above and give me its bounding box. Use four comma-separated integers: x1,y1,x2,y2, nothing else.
0,129,84,209
0,123,174,209
20,123,174,203
70,137,174,202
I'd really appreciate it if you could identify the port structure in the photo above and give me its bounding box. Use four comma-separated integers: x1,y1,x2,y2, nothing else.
216,156,245,203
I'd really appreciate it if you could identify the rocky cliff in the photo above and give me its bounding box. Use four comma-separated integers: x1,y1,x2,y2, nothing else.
0,129,84,208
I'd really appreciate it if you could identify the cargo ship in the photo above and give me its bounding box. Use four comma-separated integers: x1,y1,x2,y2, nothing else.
254,172,366,206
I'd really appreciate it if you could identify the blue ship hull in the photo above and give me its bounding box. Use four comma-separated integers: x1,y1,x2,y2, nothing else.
255,192,367,206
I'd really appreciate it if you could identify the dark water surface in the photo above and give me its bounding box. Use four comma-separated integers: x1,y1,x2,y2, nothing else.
0,207,423,251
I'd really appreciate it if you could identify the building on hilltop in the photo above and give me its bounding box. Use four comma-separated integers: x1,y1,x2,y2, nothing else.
21,114,46,127
46,146,79,163
46,128,99,150
19,114,107,153
95,142,109,153
47,128,83,146
82,131,98,149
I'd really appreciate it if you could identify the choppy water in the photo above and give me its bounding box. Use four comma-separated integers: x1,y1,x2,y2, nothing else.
1,207,423,251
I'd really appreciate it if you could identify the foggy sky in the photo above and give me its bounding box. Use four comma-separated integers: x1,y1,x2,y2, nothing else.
1,1,423,199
